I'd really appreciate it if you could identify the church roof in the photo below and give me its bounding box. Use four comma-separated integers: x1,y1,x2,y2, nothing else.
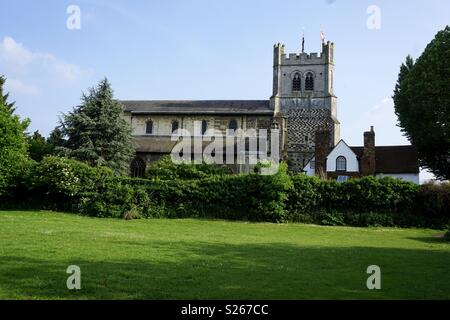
350,145,420,174
120,100,273,115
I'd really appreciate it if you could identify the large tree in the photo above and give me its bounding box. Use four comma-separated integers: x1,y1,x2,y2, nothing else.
58,78,135,175
0,78,30,196
393,26,450,180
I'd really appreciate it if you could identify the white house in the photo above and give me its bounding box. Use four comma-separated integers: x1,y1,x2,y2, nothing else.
305,127,420,184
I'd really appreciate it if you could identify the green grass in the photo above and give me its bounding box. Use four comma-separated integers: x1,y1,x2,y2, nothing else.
0,210,449,300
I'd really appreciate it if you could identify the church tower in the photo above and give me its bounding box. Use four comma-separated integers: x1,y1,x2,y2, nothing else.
270,40,340,171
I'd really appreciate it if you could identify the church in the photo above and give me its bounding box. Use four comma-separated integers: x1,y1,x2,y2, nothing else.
122,40,339,176
121,39,419,182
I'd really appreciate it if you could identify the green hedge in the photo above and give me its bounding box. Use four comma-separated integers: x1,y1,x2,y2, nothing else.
2,156,449,228
139,163,293,222
286,174,419,218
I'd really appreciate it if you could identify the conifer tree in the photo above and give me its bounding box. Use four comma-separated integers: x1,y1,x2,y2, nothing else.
58,78,135,175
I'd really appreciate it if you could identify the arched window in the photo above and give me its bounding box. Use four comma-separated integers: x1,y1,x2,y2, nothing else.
336,156,347,172
305,72,314,91
171,120,179,133
145,120,153,134
228,119,238,133
201,120,208,135
292,73,301,92
130,157,146,178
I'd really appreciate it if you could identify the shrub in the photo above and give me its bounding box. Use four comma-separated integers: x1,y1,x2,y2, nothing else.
146,155,232,180
139,162,293,222
414,182,450,218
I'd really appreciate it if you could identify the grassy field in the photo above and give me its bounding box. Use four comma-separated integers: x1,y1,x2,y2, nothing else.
0,210,449,300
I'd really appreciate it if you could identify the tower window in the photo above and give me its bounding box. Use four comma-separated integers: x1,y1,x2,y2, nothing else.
305,72,314,91
201,120,208,135
145,120,153,134
292,73,301,92
336,156,347,172
171,120,179,133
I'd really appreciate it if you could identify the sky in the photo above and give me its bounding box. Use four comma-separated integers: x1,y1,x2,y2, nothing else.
0,0,448,181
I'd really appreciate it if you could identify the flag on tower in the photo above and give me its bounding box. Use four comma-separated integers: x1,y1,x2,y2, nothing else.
320,30,326,43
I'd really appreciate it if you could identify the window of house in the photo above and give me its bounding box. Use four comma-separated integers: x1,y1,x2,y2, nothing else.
305,72,314,91
292,73,301,91
171,120,179,133
310,160,315,169
336,156,347,172
201,120,208,135
145,120,153,134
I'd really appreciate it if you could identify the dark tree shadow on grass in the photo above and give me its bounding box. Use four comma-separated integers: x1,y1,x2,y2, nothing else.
0,242,449,300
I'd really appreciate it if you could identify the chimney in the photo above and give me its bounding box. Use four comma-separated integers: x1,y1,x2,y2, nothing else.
314,127,330,179
361,126,376,176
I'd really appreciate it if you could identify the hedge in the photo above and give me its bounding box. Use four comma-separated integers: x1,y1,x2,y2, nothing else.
1,156,449,228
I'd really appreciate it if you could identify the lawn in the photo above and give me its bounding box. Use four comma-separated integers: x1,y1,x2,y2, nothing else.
0,210,449,300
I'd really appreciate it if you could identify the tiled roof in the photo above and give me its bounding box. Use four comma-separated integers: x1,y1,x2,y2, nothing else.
120,100,273,115
350,145,419,174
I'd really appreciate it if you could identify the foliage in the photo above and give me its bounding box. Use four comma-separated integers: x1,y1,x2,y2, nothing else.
0,75,16,113
57,78,135,175
3,153,448,227
393,26,450,180
414,182,450,218
146,155,232,180
0,80,30,197
27,131,54,161
141,162,293,222
286,175,419,217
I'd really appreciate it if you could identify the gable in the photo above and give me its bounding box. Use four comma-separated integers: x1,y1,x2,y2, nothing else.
326,140,359,172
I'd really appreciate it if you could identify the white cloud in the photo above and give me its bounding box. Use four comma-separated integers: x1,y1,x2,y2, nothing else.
0,37,33,66
0,36,88,83
5,78,40,96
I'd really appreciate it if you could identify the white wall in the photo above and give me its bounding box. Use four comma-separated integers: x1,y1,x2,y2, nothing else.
326,140,359,172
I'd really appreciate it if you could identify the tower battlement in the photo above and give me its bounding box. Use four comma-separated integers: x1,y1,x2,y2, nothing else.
274,42,334,66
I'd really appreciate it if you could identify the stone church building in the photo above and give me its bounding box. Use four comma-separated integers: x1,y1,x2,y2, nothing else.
122,41,339,176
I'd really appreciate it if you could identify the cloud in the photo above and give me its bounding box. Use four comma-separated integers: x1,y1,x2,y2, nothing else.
0,37,34,67
0,36,88,83
5,78,40,96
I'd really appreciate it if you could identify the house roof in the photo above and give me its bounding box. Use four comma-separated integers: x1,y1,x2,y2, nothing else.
120,100,273,115
350,145,419,174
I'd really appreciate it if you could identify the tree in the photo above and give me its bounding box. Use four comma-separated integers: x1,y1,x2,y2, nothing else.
58,78,135,175
0,82,30,196
47,127,66,149
0,75,16,113
393,26,450,180
27,130,53,162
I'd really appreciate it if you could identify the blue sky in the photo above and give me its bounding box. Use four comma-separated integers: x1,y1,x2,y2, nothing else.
0,0,448,179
